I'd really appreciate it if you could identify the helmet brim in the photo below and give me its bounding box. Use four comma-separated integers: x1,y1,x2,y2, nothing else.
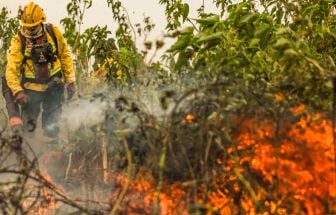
20,20,43,28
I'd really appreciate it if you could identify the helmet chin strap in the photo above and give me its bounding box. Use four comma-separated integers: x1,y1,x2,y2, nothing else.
21,24,43,39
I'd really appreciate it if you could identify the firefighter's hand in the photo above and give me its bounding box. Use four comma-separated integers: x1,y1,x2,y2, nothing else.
14,91,28,104
67,83,76,100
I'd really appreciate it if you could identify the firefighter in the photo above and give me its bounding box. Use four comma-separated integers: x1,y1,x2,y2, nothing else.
91,38,124,83
5,2,76,139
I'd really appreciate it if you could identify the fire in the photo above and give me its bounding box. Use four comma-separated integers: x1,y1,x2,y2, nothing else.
182,114,195,124
205,114,336,214
22,150,66,215
104,113,335,214
18,113,336,214
108,172,188,214
43,150,62,165
22,171,64,215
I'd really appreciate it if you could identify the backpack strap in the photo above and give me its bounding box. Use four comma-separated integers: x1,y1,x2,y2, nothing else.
17,31,27,63
45,23,58,55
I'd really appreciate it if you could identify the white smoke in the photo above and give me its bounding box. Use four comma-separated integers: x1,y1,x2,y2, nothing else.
60,96,108,132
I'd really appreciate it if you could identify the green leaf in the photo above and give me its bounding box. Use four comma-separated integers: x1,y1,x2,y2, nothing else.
284,49,298,57
168,35,190,52
196,31,223,44
275,27,291,35
182,3,189,21
254,23,271,38
273,38,291,49
249,38,260,47
194,15,219,26
239,13,258,25
174,51,189,71
180,26,194,35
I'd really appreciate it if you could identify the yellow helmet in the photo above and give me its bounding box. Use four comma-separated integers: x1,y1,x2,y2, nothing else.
20,2,46,27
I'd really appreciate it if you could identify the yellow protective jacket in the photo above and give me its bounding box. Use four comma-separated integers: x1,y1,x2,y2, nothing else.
91,57,123,80
6,24,75,95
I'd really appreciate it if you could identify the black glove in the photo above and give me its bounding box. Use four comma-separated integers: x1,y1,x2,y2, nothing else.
67,83,76,100
14,91,28,104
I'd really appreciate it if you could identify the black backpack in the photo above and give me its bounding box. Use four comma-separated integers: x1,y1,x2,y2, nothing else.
18,23,58,60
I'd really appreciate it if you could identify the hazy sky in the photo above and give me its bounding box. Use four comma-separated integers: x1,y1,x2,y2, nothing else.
1,1,219,31
1,0,218,60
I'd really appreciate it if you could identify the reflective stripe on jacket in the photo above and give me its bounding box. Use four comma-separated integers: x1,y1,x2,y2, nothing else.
6,24,76,94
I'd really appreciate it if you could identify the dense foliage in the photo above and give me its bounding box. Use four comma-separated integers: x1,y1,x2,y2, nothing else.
0,7,19,74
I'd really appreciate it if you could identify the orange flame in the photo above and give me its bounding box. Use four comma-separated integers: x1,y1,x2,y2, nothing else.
108,172,188,215
205,114,336,214
22,170,64,215
22,112,336,214
107,114,336,214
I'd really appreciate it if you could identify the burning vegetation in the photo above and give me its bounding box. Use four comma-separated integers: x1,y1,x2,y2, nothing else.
1,82,335,214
